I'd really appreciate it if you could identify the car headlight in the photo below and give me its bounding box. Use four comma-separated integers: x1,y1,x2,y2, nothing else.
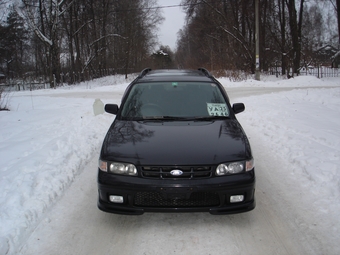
216,158,254,176
98,160,138,176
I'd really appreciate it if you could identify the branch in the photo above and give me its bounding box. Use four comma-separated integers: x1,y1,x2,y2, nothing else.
58,0,76,17
21,0,52,46
82,54,96,73
219,26,253,61
83,34,126,71
201,0,253,61
90,34,126,47
201,0,228,24
73,19,93,37
81,47,106,73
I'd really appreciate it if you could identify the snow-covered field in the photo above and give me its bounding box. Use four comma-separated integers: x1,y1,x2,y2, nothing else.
0,74,340,254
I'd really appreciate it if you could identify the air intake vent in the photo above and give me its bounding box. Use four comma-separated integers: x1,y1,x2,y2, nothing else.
141,166,212,179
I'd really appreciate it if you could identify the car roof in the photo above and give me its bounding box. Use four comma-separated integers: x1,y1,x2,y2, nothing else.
122,68,230,102
136,69,215,83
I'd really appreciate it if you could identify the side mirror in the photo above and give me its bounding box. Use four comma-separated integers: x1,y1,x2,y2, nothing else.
105,104,119,115
232,103,245,114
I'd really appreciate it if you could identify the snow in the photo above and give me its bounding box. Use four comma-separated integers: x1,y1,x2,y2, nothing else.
1,74,340,254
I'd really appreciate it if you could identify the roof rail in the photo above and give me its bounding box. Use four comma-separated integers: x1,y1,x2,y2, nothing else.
138,68,152,78
198,67,212,78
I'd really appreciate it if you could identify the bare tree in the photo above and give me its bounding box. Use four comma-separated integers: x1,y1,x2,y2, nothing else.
178,0,322,76
19,0,72,87
330,0,340,45
286,0,305,75
13,0,162,85
0,6,29,78
179,0,255,72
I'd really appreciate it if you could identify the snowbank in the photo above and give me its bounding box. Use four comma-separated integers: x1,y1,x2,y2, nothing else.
218,74,340,87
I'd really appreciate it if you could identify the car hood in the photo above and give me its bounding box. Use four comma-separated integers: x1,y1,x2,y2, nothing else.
100,119,251,165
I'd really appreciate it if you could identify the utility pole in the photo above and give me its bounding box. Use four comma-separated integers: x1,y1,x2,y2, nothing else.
255,0,260,80
337,0,340,49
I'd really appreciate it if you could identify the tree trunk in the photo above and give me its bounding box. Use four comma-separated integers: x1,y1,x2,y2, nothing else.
337,0,340,46
287,0,304,75
279,0,286,75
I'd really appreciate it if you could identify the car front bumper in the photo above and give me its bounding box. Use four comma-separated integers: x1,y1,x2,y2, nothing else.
97,170,255,215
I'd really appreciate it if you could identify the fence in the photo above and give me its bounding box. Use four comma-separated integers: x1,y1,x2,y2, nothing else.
0,80,49,91
60,68,120,84
300,66,339,78
0,68,128,92
1,66,340,92
268,66,339,78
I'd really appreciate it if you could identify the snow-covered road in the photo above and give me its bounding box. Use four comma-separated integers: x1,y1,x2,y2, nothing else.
18,153,309,255
1,75,340,255
18,80,340,255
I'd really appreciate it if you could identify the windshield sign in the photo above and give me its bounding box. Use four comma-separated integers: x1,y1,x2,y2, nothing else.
207,103,229,116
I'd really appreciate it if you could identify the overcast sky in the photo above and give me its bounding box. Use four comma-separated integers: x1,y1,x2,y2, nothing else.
157,0,186,51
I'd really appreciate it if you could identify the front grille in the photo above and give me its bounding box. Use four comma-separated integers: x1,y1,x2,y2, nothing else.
141,166,212,179
133,191,220,207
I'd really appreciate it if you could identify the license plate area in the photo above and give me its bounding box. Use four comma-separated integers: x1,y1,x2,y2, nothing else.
133,190,220,207
158,187,195,200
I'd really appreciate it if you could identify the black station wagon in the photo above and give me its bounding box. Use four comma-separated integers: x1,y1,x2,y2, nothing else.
97,68,255,215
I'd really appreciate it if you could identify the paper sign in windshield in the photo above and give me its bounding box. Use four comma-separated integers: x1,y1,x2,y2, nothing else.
207,103,228,116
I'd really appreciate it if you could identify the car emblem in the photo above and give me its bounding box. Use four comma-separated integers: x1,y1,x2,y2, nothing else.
170,169,183,176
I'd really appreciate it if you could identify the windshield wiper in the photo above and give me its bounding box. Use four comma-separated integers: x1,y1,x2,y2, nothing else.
142,116,229,121
137,115,229,122
139,116,188,122
161,116,190,120
191,116,229,121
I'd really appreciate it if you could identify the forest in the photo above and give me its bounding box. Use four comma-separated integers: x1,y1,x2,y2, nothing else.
0,0,339,87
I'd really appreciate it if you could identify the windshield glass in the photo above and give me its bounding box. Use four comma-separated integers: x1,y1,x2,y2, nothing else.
121,82,229,119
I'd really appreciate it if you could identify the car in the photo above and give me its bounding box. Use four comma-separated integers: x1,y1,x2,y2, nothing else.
97,68,255,215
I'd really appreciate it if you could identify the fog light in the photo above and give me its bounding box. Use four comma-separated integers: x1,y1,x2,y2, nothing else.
109,195,124,203
230,195,244,203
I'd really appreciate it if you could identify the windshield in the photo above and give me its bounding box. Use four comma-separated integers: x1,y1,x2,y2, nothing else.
121,82,229,119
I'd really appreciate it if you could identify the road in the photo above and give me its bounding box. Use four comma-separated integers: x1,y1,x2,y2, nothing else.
18,87,329,255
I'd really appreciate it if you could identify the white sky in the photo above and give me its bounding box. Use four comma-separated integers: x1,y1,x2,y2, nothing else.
157,0,186,51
